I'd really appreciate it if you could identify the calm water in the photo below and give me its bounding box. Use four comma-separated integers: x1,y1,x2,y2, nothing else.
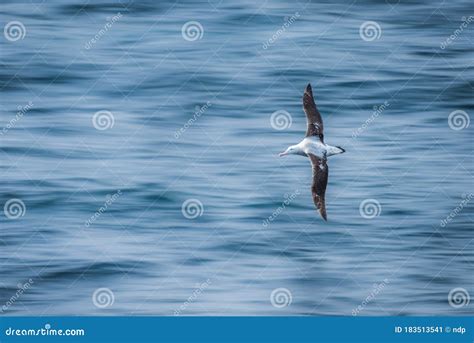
1,0,473,315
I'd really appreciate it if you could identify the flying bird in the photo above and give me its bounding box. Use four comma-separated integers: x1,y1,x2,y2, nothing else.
279,83,345,221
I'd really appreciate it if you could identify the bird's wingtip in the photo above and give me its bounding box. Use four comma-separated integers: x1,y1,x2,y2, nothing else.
304,83,314,98
318,208,327,221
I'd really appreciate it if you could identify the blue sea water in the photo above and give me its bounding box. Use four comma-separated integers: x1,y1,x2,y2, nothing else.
0,0,473,315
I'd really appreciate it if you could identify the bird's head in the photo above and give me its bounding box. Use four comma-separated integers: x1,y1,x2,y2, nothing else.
279,145,299,157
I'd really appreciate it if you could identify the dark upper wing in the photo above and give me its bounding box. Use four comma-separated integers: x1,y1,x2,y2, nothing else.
303,83,324,141
309,154,328,221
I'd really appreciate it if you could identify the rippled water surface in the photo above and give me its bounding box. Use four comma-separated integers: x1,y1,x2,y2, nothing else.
1,0,473,315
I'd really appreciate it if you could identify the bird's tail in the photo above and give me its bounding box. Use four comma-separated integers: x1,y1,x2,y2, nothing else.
327,145,345,156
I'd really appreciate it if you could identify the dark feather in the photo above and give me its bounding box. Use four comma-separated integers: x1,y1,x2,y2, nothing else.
303,83,324,142
309,154,328,221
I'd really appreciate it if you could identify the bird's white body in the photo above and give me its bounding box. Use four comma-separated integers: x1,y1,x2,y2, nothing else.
280,137,344,159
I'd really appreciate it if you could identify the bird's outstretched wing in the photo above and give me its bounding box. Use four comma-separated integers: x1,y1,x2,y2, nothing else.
303,83,324,141
309,154,328,221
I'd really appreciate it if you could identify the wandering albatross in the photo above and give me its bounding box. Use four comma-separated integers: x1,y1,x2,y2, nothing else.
279,83,345,221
